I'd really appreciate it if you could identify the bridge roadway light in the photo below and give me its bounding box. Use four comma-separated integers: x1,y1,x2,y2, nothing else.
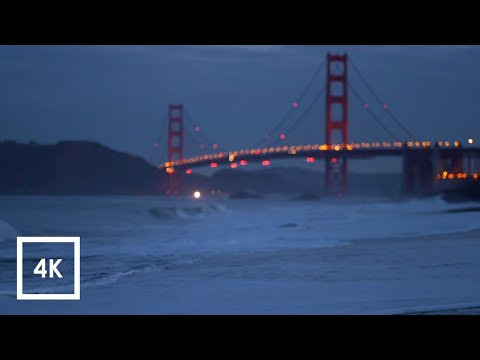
469,138,474,144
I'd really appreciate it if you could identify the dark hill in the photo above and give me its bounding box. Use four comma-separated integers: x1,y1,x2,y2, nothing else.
0,140,169,195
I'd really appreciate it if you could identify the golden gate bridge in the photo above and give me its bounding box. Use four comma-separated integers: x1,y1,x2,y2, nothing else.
150,53,480,196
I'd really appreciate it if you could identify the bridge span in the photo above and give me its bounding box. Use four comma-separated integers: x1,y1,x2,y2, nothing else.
162,141,480,196
151,52,479,197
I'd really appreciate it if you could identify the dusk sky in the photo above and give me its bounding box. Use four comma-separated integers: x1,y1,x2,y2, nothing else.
1,45,479,172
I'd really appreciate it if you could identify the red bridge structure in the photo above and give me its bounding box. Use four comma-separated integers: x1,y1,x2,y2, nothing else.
151,53,480,197
166,104,184,195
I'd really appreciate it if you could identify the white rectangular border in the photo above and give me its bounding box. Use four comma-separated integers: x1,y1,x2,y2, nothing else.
17,237,80,300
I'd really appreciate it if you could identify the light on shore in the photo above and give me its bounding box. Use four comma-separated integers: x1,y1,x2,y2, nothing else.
468,138,474,144
193,191,201,199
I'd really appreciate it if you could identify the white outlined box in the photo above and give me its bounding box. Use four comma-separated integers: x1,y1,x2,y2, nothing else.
17,237,80,300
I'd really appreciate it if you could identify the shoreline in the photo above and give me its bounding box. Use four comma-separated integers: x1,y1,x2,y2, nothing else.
349,227,480,247
405,307,480,315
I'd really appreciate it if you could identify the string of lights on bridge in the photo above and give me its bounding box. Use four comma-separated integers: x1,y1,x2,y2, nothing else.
162,138,477,180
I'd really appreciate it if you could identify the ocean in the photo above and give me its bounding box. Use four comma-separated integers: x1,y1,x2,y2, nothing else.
1,195,480,314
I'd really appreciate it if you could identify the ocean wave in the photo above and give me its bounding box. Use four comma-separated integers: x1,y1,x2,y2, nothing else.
82,267,154,288
78,254,202,288
0,220,17,242
369,301,480,315
0,267,155,298
0,290,16,297
149,203,227,221
0,254,203,297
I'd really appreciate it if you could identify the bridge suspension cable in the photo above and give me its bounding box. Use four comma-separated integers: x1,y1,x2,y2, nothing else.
251,59,326,149
297,59,326,103
149,113,168,166
184,107,222,153
183,120,212,156
348,57,418,141
270,87,326,147
348,82,399,142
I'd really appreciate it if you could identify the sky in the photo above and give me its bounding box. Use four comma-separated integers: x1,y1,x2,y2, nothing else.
1,45,479,173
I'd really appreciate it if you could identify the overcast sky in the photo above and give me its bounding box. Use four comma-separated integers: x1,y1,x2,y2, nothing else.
1,45,479,172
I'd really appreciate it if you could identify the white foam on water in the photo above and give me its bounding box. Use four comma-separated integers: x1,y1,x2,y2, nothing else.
0,219,17,242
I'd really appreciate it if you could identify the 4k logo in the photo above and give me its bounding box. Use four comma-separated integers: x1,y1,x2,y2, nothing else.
33,258,63,278
17,237,80,300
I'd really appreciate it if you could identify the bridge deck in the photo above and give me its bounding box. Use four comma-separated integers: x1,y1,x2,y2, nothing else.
163,145,480,170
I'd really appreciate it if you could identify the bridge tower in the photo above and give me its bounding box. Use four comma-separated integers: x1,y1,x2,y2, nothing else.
435,145,464,176
431,143,465,194
325,54,348,195
402,148,435,196
167,104,184,195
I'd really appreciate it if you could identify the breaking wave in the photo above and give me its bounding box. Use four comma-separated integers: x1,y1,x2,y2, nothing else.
149,203,227,220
